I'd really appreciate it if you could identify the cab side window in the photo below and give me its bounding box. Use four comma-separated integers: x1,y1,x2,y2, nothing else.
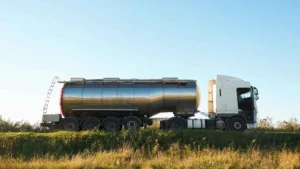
237,88,253,111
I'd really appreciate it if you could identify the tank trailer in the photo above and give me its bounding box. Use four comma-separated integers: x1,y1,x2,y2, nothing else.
41,75,259,132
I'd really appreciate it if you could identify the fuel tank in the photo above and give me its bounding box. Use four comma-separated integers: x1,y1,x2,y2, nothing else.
59,78,200,118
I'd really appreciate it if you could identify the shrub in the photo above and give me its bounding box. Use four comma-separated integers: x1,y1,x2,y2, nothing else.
277,117,300,131
258,117,274,129
0,117,50,132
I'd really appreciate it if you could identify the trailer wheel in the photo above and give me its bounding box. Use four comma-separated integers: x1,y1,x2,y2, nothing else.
227,117,247,132
103,117,121,132
60,117,79,131
123,116,141,130
166,117,186,130
82,116,101,131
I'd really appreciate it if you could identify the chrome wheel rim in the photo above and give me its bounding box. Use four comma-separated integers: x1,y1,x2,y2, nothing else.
233,122,242,129
108,122,116,131
127,120,137,129
65,123,75,130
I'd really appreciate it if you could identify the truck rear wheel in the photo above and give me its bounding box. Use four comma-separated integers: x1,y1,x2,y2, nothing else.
227,117,247,132
82,116,101,131
60,117,79,131
166,117,186,130
123,116,141,130
103,117,121,132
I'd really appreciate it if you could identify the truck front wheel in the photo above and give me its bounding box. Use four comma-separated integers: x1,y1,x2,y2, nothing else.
227,117,247,132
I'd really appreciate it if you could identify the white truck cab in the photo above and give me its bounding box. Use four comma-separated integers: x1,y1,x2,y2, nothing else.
204,75,259,131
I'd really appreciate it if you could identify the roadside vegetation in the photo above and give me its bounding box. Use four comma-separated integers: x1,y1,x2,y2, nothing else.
0,117,48,132
256,116,300,132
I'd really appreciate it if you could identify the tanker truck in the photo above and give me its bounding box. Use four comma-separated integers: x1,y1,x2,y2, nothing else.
40,75,259,132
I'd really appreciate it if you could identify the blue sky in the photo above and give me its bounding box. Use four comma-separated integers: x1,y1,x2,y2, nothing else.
0,1,299,124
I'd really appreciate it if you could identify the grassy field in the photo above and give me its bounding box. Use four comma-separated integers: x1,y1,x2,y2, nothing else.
1,117,300,168
1,129,300,168
1,146,300,169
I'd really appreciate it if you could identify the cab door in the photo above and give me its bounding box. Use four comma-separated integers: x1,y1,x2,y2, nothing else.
219,87,239,114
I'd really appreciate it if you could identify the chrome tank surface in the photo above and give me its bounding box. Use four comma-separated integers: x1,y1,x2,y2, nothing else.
60,78,200,118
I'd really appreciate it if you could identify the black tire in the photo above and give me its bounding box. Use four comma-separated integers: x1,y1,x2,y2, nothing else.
119,124,123,131
123,116,141,130
82,116,101,131
227,117,247,132
166,117,186,130
60,117,79,131
103,117,121,132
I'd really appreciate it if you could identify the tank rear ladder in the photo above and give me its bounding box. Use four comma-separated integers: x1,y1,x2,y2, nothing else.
43,76,60,116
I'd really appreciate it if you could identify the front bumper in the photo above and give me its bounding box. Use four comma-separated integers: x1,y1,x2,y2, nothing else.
247,123,258,129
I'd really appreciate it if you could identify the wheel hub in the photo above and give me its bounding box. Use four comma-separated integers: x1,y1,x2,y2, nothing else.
234,122,242,129
127,120,137,129
108,122,116,130
87,123,95,129
66,123,75,130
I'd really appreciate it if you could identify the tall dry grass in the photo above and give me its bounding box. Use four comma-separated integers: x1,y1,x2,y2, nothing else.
1,128,300,160
1,145,300,169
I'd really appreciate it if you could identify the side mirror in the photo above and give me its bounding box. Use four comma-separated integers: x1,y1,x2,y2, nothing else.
255,95,259,100
254,87,259,95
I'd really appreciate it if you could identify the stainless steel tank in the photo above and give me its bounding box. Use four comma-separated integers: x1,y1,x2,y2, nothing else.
59,77,200,118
